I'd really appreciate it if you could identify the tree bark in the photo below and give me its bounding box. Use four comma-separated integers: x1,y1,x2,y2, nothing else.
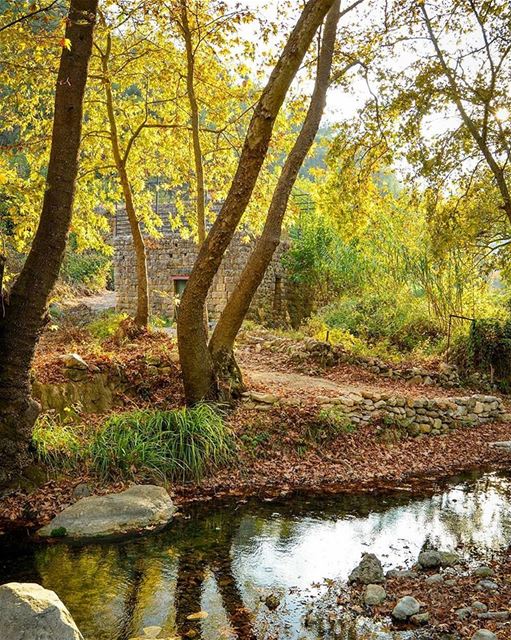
102,33,149,328
177,0,337,404
209,0,342,393
0,0,98,485
180,0,206,246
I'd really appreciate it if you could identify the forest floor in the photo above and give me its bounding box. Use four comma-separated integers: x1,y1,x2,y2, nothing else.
1,325,511,533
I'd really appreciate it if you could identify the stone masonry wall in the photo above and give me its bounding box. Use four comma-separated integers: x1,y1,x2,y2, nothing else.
244,388,504,436
114,232,287,321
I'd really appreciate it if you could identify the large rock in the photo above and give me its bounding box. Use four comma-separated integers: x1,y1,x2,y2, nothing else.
38,485,175,540
364,584,386,605
392,596,421,620
418,549,460,569
0,582,83,640
349,553,384,584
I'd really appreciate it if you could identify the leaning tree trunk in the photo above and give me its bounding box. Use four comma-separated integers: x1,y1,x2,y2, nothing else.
209,0,342,395
177,0,337,404
180,0,206,246
102,34,149,328
0,0,98,485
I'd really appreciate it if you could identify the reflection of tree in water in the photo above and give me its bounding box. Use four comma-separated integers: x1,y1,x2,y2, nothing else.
174,517,257,640
14,472,511,640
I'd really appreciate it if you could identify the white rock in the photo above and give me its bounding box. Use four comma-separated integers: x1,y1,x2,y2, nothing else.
392,596,421,620
0,582,83,640
471,631,497,640
38,485,175,540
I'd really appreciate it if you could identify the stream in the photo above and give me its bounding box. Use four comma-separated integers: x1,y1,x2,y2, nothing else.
1,471,511,640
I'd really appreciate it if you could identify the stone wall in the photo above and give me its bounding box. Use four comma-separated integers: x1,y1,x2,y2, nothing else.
244,388,504,436
114,229,287,321
319,391,503,434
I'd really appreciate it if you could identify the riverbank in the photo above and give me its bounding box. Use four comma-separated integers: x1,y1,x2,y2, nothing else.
2,408,511,533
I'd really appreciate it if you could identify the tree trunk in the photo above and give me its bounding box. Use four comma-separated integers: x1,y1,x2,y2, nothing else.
180,0,206,246
177,0,337,404
102,34,149,327
0,0,98,485
209,0,341,394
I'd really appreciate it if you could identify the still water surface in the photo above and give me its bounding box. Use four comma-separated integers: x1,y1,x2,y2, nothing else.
1,471,511,640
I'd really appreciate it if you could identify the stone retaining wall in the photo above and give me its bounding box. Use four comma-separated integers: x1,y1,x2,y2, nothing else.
245,388,504,435
318,391,503,435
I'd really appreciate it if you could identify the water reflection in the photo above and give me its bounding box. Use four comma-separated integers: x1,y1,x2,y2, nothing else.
1,471,511,640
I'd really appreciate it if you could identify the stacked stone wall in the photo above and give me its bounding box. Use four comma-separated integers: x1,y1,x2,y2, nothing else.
114,232,287,320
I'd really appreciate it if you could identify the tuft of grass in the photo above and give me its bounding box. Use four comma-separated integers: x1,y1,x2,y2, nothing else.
90,405,236,482
32,412,86,471
306,406,356,443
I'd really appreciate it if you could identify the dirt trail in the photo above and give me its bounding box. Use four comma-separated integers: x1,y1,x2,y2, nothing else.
246,367,368,397
243,362,472,401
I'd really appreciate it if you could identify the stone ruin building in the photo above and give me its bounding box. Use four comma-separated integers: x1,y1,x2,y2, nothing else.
113,205,288,323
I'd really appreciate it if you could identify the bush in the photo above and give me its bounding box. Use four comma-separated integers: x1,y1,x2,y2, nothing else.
87,310,129,340
61,250,112,292
32,411,86,471
90,405,236,481
306,406,356,443
318,292,442,355
465,318,511,389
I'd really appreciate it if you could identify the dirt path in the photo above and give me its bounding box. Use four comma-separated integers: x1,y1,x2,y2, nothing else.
243,362,478,401
73,290,116,312
246,367,368,397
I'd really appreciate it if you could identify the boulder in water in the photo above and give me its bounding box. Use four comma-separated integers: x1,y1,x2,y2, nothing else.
38,485,175,540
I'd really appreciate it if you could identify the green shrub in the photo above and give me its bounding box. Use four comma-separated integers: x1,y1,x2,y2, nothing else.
90,405,236,481
461,318,511,390
61,250,112,292
319,292,442,354
87,310,128,339
306,406,356,443
32,412,86,470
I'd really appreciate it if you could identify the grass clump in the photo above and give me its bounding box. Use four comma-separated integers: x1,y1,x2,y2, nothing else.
306,406,356,443
90,405,236,481
32,411,86,471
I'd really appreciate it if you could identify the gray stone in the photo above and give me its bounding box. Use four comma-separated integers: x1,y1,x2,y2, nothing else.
250,391,278,404
411,612,430,625
364,584,386,605
418,549,460,569
72,483,92,499
455,607,471,620
478,611,509,621
471,631,497,640
392,596,421,620
473,566,494,578
418,550,442,568
61,353,90,370
38,485,175,540
425,573,444,585
349,553,384,584
387,569,419,580
0,582,83,639
477,579,499,591
438,551,461,566
471,602,488,613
